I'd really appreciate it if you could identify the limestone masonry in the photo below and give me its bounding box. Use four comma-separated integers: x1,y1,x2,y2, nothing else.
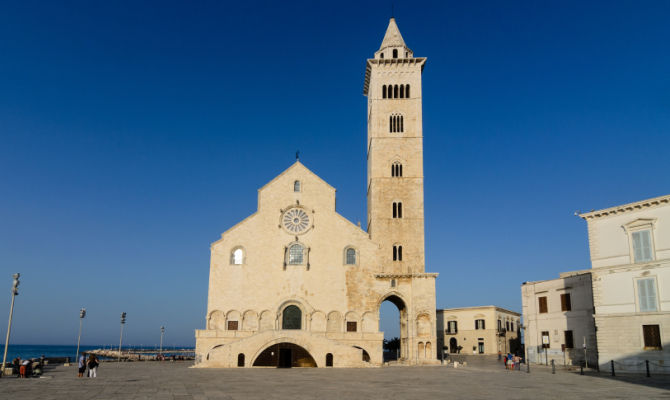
195,18,439,368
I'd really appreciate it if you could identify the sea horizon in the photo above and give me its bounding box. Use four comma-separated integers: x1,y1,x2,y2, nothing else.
0,344,195,362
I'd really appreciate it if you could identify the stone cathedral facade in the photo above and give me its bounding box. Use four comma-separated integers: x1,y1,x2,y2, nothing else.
195,18,439,368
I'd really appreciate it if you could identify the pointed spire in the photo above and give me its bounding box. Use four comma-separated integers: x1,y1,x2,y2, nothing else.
379,18,406,50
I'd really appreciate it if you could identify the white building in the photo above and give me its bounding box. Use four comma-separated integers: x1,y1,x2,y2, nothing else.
521,272,597,366
522,194,670,372
579,194,670,373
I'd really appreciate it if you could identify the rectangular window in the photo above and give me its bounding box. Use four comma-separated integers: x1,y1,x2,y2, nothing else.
475,319,485,330
497,319,502,331
643,325,662,349
632,230,653,262
542,331,550,349
637,278,658,312
506,321,510,331
564,330,574,349
227,321,238,331
446,320,458,334
346,321,357,332
538,296,548,313
561,293,572,312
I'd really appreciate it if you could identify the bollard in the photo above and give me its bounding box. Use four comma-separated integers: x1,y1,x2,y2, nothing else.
551,359,555,374
526,361,530,373
646,360,650,377
611,360,615,376
580,365,584,375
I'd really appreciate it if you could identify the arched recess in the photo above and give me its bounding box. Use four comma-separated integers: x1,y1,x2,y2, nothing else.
310,311,326,332
425,342,432,359
242,310,259,331
206,344,225,361
416,313,431,337
327,311,342,332
208,310,225,330
226,310,241,330
345,311,359,332
252,341,317,368
259,310,274,331
418,342,425,359
362,312,377,332
378,293,409,360
353,346,371,362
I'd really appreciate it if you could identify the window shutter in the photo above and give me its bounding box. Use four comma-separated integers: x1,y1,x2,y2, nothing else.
633,231,643,262
641,230,652,261
645,279,657,312
638,279,649,311
482,320,485,330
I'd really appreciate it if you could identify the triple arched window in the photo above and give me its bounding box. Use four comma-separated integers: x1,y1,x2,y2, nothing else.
382,84,411,99
391,162,403,177
392,202,403,218
389,114,403,133
393,245,403,261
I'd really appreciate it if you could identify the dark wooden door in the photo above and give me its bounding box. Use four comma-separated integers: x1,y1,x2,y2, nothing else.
279,348,292,368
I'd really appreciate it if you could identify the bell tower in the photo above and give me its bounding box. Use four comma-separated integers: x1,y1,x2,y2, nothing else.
364,18,426,274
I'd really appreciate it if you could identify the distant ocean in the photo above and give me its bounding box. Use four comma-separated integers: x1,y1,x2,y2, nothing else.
0,344,194,361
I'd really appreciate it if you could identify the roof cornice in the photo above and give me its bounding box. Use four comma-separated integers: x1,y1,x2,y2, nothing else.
578,194,670,220
363,57,426,96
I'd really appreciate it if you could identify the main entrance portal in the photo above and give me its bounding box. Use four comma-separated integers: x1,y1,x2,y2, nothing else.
252,343,317,368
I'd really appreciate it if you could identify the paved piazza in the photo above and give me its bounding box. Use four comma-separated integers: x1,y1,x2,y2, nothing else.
1,360,669,399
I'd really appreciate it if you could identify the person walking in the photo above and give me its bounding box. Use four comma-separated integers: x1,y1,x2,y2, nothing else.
78,353,86,377
87,354,98,378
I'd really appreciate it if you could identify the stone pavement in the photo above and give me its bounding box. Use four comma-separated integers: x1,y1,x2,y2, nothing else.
1,360,669,400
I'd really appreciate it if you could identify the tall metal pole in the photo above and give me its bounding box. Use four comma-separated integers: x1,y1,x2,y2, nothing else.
159,326,165,357
1,273,20,378
118,312,126,365
75,308,86,363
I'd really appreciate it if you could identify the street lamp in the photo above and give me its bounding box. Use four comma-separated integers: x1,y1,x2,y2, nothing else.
1,273,20,378
159,326,165,358
118,312,126,364
75,308,86,363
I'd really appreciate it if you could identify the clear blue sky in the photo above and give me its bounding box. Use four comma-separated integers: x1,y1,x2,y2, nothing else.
1,1,668,346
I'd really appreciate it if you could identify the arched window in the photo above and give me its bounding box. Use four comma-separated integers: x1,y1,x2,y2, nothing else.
294,180,301,192
405,84,410,98
282,305,302,329
382,85,387,99
392,162,403,177
392,202,403,218
393,245,402,261
393,49,398,59
230,248,244,265
288,243,304,265
380,52,384,59
394,85,399,98
345,248,356,265
390,114,403,133
400,85,404,98
237,353,245,367
326,353,333,367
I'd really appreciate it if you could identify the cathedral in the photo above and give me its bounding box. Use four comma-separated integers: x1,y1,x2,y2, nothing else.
195,18,439,368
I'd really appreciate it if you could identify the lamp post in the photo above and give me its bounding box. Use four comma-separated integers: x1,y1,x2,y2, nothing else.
118,312,126,365
159,326,165,358
1,273,20,378
75,308,86,363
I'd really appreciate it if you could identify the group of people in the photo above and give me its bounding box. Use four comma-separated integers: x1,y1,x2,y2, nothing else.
500,352,522,370
11,356,44,378
77,353,99,378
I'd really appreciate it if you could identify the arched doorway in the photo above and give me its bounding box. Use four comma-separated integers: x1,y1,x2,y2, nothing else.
449,338,458,354
379,294,408,361
252,342,316,368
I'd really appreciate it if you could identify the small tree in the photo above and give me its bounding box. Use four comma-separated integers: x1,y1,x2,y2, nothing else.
383,337,400,353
